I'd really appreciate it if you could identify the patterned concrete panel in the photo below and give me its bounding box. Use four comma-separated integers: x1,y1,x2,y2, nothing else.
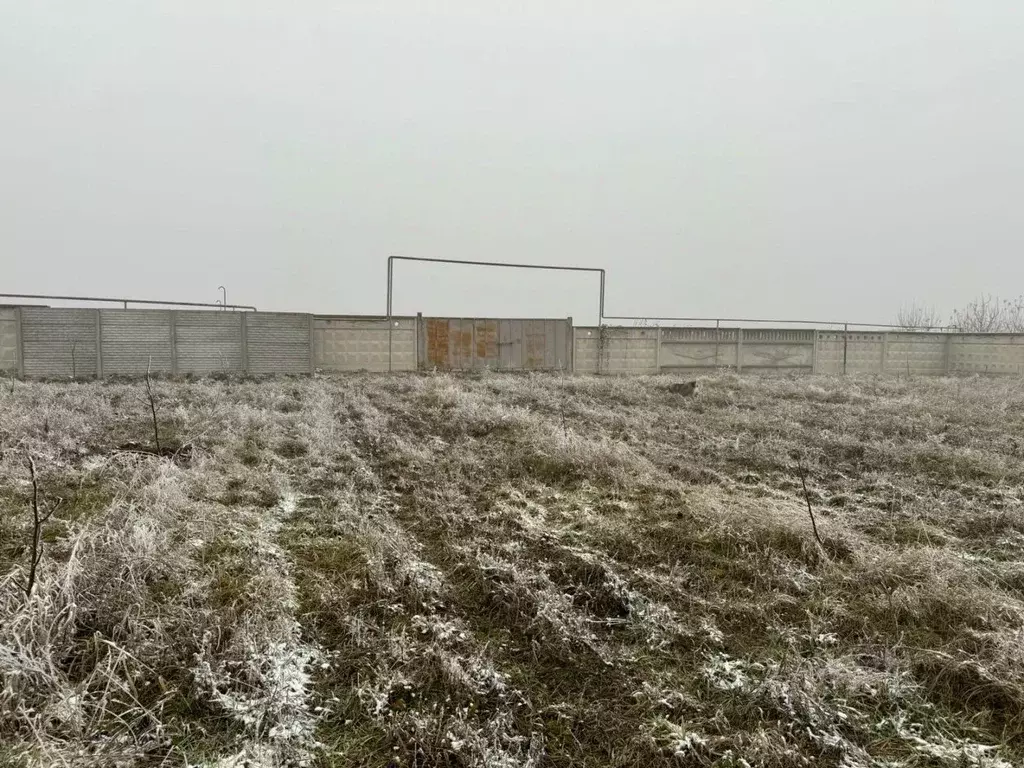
574,327,658,374
247,313,312,374
314,316,417,372
21,308,98,377
660,328,738,371
883,333,947,376
949,334,1024,375
100,310,174,375
175,311,244,374
815,332,885,374
739,329,814,372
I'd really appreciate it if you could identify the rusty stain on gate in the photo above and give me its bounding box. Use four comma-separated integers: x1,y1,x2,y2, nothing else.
476,321,498,362
422,317,570,370
426,319,450,368
458,326,473,365
526,323,546,368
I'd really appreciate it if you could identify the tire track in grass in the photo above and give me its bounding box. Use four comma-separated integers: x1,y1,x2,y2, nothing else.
355,383,693,768
182,474,323,764
277,380,544,768
179,382,331,768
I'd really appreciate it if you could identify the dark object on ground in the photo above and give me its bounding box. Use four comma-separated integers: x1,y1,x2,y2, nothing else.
666,380,698,396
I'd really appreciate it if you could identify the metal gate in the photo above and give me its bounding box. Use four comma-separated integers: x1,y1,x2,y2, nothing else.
419,318,573,371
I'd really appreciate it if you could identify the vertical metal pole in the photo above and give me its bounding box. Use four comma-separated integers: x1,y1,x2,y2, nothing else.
736,328,744,373
881,332,890,375
810,330,818,374
843,323,849,375
654,325,662,373
599,270,605,325
387,257,393,372
944,333,953,375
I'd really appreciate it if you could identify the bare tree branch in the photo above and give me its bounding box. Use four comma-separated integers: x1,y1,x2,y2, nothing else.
145,357,161,453
893,302,944,331
22,453,62,599
950,294,1005,333
798,459,824,547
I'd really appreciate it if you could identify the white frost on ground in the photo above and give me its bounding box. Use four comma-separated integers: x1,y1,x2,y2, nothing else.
192,487,324,766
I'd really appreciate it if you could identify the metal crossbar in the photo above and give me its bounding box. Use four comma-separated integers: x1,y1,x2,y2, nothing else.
604,314,953,331
0,292,257,311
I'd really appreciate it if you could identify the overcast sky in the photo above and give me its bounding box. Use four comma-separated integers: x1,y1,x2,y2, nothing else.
2,2,1023,325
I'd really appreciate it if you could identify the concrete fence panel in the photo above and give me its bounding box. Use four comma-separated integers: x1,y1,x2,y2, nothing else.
100,309,174,376
573,328,600,373
575,327,659,374
247,312,312,374
314,316,417,371
950,334,1024,375
175,311,244,374
20,308,99,378
659,328,738,372
740,329,815,373
883,332,947,376
0,309,18,373
814,332,886,375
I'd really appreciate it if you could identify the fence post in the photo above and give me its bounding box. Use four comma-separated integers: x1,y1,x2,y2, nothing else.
95,310,103,379
416,312,424,371
308,314,316,375
810,330,818,374
881,332,889,375
567,316,574,373
842,323,848,375
655,325,662,373
944,333,953,375
714,319,721,368
15,307,25,378
240,312,249,373
736,328,744,373
169,311,178,376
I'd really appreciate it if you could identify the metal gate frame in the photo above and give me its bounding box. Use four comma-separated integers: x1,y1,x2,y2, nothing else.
386,255,604,371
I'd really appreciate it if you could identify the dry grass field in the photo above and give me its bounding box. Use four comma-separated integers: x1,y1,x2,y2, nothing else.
2,372,1024,767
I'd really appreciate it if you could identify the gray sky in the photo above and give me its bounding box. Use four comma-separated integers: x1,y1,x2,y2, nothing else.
3,1,1023,325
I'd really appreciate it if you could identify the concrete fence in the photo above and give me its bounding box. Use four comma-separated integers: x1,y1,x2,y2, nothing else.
0,307,313,377
1,306,1023,377
573,326,1024,376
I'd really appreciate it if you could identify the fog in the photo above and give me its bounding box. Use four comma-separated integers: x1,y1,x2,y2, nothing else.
3,2,1023,324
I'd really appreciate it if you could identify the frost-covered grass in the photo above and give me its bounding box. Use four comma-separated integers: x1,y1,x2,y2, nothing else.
2,372,1024,767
